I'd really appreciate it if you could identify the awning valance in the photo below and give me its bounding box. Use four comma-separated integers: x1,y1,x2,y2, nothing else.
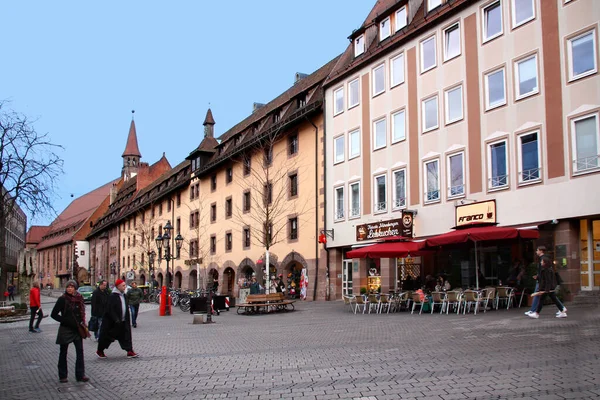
346,240,426,258
426,226,539,247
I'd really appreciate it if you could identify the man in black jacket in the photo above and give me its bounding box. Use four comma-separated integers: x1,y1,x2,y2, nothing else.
96,279,138,359
91,280,109,341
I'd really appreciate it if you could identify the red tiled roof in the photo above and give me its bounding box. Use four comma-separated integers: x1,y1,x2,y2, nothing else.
122,119,141,157
26,226,50,244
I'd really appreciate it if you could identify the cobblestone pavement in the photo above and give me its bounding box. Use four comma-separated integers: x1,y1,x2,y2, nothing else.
1,295,599,400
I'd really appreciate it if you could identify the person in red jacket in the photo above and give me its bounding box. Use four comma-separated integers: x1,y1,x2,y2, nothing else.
29,281,43,333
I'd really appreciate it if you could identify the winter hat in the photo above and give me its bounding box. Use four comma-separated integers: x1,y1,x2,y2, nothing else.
66,280,78,289
115,279,125,286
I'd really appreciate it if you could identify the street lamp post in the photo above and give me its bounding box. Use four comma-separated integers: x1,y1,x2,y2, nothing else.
148,250,156,289
155,220,183,316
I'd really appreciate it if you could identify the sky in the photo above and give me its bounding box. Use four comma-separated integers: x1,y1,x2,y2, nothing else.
2,1,374,227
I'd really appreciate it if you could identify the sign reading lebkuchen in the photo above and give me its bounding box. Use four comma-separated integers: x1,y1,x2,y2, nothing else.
455,199,496,227
356,217,412,242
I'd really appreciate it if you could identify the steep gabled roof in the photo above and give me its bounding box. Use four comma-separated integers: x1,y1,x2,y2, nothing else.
26,226,50,245
122,119,142,157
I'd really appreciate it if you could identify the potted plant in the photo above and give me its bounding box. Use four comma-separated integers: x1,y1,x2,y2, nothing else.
360,287,367,296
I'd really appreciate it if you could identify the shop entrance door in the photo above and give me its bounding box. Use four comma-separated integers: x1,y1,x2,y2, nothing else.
580,219,600,290
342,260,353,296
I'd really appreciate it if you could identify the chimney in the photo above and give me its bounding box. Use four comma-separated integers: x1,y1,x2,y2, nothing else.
109,183,118,205
253,103,265,113
295,72,308,83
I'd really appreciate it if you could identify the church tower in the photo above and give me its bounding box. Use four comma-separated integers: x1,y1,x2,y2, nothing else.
122,110,142,181
203,108,215,138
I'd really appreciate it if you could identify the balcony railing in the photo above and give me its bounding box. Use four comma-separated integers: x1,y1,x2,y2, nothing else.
521,167,541,182
489,174,508,188
449,184,464,197
574,155,600,172
375,202,387,212
335,209,345,220
425,190,440,202
349,207,360,218
393,197,406,208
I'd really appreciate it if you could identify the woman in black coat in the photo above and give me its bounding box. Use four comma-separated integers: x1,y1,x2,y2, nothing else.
50,280,89,383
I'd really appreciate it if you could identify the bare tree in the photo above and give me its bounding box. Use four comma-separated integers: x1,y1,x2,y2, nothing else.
0,100,63,297
232,129,312,292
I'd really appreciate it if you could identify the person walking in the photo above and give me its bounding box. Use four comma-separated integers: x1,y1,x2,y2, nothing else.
29,281,43,333
527,258,567,319
126,281,143,328
91,280,109,341
7,283,15,301
50,280,89,383
96,279,138,359
525,246,567,318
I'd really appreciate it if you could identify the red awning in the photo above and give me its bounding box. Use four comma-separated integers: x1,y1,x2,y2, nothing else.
426,226,539,247
346,240,427,258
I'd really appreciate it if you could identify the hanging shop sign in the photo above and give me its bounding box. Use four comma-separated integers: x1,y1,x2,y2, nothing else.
356,218,410,241
455,199,496,227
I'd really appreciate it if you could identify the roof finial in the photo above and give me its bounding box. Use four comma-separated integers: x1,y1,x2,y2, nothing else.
131,109,135,120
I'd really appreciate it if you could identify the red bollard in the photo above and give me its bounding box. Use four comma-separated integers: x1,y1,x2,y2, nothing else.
159,286,166,316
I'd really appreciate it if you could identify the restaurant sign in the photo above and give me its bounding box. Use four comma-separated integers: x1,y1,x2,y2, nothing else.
455,199,496,227
356,215,413,241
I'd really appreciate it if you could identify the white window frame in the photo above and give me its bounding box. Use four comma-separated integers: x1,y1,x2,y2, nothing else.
484,67,507,110
511,0,535,29
334,186,345,221
443,22,461,61
444,85,463,124
487,139,509,190
422,95,439,132
514,54,539,100
517,130,542,184
424,159,441,203
571,113,600,174
420,35,437,73
355,34,365,57
334,87,344,115
380,17,391,41
392,109,406,143
374,174,388,213
395,6,407,32
372,64,386,96
392,168,407,210
334,135,345,164
447,152,465,198
349,181,361,219
567,30,598,82
483,1,503,43
373,118,387,150
428,0,442,12
348,78,360,109
390,52,405,88
349,129,361,159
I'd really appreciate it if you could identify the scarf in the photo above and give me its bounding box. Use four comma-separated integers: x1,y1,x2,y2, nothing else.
63,291,86,325
112,286,126,321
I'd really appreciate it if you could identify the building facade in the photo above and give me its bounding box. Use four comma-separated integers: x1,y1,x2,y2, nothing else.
323,0,600,298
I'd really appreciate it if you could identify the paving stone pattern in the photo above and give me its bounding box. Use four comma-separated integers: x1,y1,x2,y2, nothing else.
0,295,599,400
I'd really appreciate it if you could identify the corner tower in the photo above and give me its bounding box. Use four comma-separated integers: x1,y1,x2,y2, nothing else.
122,110,142,181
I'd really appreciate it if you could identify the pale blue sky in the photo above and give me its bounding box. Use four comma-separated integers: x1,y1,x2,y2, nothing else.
2,1,373,226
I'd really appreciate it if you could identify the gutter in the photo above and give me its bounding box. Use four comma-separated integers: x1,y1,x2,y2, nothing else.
304,114,321,302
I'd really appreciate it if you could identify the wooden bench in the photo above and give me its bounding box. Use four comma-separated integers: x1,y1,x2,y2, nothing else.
236,292,295,315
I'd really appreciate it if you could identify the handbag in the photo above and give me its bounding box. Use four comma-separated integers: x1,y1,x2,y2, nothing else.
88,316,98,332
77,322,90,339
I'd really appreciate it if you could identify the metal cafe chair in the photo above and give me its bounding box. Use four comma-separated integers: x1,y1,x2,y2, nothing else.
495,286,515,310
411,292,427,315
445,291,462,314
430,291,447,314
367,294,380,314
378,294,392,314
462,290,482,315
354,295,368,314
342,295,356,313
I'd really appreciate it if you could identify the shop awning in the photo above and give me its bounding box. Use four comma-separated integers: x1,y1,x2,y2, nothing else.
346,240,427,258
425,226,539,247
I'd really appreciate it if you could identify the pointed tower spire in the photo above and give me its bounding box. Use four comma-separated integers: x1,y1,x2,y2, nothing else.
122,110,142,181
203,108,215,139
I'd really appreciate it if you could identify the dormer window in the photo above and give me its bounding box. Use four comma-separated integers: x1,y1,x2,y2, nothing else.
395,6,407,32
297,95,307,108
428,0,442,12
354,34,365,57
273,110,281,123
380,17,391,41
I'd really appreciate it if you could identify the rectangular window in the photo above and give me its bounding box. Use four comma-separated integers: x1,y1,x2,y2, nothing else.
225,198,232,218
373,64,385,96
392,109,406,143
488,140,509,188
515,54,538,99
289,218,298,240
158,203,163,216
355,34,365,57
211,175,217,191
568,30,597,81
512,0,534,28
243,157,251,176
348,78,360,108
225,233,232,251
393,169,406,209
395,7,407,32
210,236,216,254
425,160,440,202
334,87,344,115
349,182,360,218
288,134,298,155
428,0,442,11
243,191,251,212
264,147,273,166
226,167,233,183
485,68,506,110
211,203,216,222
422,96,439,132
334,135,345,164
391,53,405,87
374,174,387,212
335,186,344,220
421,36,437,72
176,193,181,207
483,1,503,42
518,132,541,183
264,182,272,205
380,17,391,41
373,118,387,150
289,173,298,197
445,86,463,124
572,114,600,173
444,23,461,61
243,228,251,248
349,129,360,159
176,217,181,234
447,152,465,197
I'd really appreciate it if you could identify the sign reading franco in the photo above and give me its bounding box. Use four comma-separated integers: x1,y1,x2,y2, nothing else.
356,218,403,242
455,199,497,227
